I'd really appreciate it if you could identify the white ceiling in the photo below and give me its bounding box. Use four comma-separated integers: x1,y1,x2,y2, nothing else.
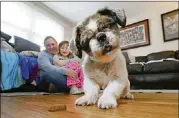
42,2,168,25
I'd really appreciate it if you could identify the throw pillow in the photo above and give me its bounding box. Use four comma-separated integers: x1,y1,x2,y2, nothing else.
175,50,179,60
135,56,147,62
147,51,175,61
1,31,12,42
14,36,40,52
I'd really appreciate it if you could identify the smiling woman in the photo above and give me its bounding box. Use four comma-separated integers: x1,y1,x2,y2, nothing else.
37,36,80,93
44,36,58,54
37,36,69,93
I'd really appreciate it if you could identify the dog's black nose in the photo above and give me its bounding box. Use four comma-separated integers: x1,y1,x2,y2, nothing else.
97,33,106,42
103,44,112,54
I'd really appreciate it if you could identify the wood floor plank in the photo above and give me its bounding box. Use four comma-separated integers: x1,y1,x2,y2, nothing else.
1,93,178,118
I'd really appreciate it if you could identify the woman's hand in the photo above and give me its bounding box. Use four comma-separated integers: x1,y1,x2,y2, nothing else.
65,68,77,79
55,60,68,67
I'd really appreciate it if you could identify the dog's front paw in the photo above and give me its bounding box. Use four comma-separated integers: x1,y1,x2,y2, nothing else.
97,95,117,109
75,94,98,106
121,93,134,100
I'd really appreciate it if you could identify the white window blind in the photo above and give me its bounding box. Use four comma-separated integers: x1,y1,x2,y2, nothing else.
1,2,64,50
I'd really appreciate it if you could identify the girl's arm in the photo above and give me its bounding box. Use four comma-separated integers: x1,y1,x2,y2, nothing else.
53,55,69,67
69,55,81,63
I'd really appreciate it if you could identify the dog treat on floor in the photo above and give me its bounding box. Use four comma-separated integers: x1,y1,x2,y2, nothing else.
48,104,66,112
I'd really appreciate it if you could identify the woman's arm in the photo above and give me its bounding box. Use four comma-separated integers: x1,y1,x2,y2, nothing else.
38,51,77,79
38,52,66,74
55,60,69,67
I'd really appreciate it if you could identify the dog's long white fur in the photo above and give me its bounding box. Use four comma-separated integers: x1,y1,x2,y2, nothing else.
75,50,134,109
72,12,134,109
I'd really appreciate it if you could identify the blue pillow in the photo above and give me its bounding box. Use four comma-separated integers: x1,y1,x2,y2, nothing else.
14,36,40,52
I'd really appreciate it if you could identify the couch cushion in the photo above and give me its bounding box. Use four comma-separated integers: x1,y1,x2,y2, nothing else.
135,56,147,62
147,51,175,61
127,64,143,74
14,36,40,52
129,73,179,89
143,60,179,73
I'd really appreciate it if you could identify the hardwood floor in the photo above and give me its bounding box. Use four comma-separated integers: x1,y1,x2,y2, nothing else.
1,93,178,118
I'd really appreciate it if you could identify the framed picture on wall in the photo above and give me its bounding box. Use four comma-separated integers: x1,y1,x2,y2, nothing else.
119,19,150,50
161,9,179,42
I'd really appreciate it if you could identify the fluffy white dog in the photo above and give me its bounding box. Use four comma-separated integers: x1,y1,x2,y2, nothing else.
70,7,134,109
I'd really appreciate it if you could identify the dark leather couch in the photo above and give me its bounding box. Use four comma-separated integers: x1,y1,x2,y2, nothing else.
125,50,179,90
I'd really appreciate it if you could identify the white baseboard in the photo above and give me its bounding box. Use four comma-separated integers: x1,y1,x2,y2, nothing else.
131,90,178,93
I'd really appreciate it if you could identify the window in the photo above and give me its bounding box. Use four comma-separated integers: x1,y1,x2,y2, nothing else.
32,11,64,48
1,2,64,50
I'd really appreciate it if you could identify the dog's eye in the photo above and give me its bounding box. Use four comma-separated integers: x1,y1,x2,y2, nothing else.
102,22,116,30
98,26,108,32
102,25,110,29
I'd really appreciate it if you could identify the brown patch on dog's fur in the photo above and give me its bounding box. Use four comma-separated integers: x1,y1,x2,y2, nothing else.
96,16,115,31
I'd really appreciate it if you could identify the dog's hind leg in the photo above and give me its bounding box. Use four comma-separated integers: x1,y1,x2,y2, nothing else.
121,79,134,100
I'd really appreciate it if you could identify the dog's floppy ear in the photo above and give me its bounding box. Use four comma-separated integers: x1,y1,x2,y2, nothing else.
70,27,82,58
97,7,126,27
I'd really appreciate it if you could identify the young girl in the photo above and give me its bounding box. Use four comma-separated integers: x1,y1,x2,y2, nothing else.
53,41,84,94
